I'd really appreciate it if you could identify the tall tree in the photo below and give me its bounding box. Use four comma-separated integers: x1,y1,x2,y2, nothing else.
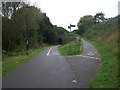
2,2,68,52
94,12,105,23
77,15,94,36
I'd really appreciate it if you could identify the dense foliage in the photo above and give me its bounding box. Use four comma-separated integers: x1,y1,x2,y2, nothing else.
77,15,94,36
77,13,118,56
77,13,119,88
84,16,118,56
2,2,68,54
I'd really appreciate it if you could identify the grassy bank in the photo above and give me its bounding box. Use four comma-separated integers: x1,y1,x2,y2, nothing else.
87,40,118,88
0,61,1,77
2,46,49,77
58,41,82,55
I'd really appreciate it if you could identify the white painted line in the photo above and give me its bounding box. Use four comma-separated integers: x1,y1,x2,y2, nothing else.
76,55,100,60
87,52,94,55
82,55,86,57
72,80,77,83
47,47,53,56
53,53,60,56
94,57,98,59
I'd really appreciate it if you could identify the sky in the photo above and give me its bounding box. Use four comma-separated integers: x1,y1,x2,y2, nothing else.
29,0,119,31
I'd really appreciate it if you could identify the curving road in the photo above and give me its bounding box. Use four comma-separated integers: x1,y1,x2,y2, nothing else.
2,39,100,88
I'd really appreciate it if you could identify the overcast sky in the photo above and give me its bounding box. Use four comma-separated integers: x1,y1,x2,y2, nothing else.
30,0,119,31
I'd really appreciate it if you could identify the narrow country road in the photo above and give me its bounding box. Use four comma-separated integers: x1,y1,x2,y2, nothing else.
2,39,100,88
65,39,101,87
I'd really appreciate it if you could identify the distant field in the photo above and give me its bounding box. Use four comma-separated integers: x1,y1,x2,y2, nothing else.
58,41,82,55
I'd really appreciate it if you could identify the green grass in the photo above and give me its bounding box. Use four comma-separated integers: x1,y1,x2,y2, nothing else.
0,61,1,77
58,41,82,55
2,46,49,77
87,40,118,88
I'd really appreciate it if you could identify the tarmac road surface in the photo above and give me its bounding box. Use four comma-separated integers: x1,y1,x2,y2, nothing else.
2,39,100,88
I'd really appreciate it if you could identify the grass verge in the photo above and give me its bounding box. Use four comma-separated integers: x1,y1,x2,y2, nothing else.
58,41,82,55
87,40,118,88
2,46,49,77
0,61,1,78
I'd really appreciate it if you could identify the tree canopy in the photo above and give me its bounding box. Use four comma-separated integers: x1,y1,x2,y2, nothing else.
2,2,69,52
94,12,105,23
77,15,94,36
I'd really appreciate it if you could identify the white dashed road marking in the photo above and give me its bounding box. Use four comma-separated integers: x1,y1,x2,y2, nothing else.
47,47,53,56
53,53,60,56
76,55,100,60
87,52,94,55
47,47,60,56
72,80,77,83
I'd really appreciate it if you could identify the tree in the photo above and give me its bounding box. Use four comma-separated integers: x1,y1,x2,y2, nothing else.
2,2,23,18
94,12,105,23
52,25,68,44
77,15,94,36
2,2,68,53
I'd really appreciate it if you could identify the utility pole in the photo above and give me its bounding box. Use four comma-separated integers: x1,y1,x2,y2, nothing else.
69,25,71,54
25,5,29,54
68,24,75,54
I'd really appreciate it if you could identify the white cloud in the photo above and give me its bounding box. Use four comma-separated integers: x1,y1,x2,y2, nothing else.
29,0,119,30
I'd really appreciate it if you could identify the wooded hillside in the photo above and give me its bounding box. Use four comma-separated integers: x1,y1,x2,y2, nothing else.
1,2,69,54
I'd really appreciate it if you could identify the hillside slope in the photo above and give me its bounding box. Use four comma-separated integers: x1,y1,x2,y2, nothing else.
83,16,119,88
